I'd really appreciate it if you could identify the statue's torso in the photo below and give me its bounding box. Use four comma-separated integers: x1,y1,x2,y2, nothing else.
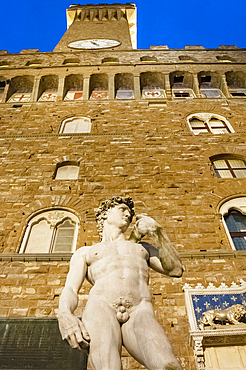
85,240,151,307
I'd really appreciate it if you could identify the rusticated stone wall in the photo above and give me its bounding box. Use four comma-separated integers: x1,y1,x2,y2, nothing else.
0,43,246,370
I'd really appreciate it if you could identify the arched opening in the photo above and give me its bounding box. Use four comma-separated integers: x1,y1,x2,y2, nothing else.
170,71,195,98
115,73,134,99
19,209,79,253
7,75,34,103
64,74,83,101
89,74,108,100
198,71,225,98
140,72,166,99
38,75,58,102
226,71,246,98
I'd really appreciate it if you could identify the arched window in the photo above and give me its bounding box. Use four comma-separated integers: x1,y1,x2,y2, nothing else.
7,76,34,103
179,56,195,62
60,117,91,134
224,211,246,250
187,113,234,135
38,75,58,102
102,57,119,64
63,58,80,66
19,209,79,253
140,56,158,63
170,72,195,98
210,155,246,178
26,60,42,67
220,197,246,250
54,162,80,180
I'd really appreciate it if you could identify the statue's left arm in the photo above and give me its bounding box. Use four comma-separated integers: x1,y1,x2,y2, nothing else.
129,214,183,277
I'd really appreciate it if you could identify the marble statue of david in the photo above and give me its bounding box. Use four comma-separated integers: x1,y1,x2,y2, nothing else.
57,196,183,370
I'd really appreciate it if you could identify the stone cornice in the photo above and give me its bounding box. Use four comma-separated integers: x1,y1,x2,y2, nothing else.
0,249,245,262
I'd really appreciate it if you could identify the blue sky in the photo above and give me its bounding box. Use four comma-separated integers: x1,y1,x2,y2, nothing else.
0,0,245,53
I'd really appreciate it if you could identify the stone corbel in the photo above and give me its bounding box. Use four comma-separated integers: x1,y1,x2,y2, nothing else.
193,336,205,370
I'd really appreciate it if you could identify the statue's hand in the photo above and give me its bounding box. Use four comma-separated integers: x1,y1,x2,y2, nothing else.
57,310,90,350
130,214,161,241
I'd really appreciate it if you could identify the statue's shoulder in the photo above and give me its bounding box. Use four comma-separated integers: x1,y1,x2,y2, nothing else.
70,245,93,264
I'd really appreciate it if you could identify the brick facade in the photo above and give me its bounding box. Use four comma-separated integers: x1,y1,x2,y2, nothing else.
1,4,246,370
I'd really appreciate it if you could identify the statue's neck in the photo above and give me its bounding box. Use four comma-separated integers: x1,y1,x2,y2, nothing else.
102,223,126,242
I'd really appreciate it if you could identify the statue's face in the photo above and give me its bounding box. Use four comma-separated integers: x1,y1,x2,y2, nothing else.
105,204,132,232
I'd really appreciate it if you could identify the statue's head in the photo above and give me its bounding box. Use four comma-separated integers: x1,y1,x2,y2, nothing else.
95,196,135,239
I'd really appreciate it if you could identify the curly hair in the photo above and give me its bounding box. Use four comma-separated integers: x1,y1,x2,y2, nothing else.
95,196,135,239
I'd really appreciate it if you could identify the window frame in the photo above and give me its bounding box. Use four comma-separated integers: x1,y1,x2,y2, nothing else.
19,209,79,254
187,113,234,135
220,197,246,251
60,116,92,134
210,155,246,178
172,88,195,99
200,88,225,99
229,88,246,98
53,161,80,180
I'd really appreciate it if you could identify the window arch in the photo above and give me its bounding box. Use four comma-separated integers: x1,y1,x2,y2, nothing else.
60,117,91,134
54,161,80,180
102,57,119,64
7,75,34,103
19,209,79,253
140,56,158,63
220,197,246,250
210,155,246,178
187,113,234,135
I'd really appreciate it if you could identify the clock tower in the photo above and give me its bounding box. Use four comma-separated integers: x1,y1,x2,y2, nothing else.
54,3,137,52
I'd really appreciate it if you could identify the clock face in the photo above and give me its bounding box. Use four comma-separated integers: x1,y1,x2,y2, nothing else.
68,39,121,50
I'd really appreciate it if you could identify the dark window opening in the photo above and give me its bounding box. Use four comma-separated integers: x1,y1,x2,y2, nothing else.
174,76,184,84
174,92,189,97
0,81,6,89
201,75,211,83
231,92,246,97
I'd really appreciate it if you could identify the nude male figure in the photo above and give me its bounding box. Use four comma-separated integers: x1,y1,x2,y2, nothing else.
57,197,183,370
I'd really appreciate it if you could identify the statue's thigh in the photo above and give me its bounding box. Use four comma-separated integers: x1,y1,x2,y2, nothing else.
122,307,181,370
83,299,121,347
83,300,122,370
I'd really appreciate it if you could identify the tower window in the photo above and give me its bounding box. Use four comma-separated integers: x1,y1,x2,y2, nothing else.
179,56,195,62
54,162,80,180
63,58,80,65
60,117,91,134
200,75,211,84
19,209,79,253
102,57,119,64
7,75,34,103
0,61,10,68
216,56,235,62
0,81,6,89
26,60,42,67
229,89,246,97
173,75,184,84
172,88,195,98
188,114,233,135
200,88,225,98
211,156,246,178
140,56,158,63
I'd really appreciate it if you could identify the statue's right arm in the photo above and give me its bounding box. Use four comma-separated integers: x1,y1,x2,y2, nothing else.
57,247,90,350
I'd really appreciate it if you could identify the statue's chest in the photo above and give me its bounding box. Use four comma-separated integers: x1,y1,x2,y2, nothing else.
87,242,148,265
